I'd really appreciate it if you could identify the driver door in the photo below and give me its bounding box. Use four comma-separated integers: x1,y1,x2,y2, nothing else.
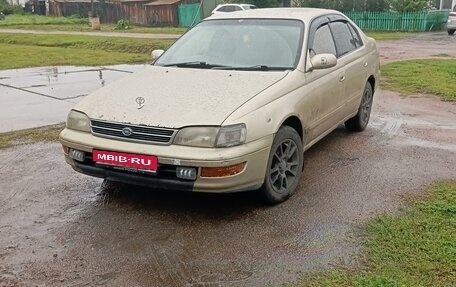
299,20,346,143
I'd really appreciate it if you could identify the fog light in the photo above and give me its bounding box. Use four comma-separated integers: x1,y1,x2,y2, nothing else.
201,162,246,178
69,148,85,162
176,167,197,180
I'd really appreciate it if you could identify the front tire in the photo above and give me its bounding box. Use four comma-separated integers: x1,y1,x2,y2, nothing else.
260,126,303,204
448,29,455,35
345,82,374,132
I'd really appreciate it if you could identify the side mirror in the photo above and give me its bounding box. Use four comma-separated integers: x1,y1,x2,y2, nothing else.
151,49,165,61
309,53,337,71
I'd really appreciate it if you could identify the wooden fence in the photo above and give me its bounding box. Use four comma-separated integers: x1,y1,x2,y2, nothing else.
344,10,451,31
49,0,197,26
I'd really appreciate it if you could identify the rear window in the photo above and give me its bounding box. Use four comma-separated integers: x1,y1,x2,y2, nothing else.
329,21,357,57
242,5,256,10
347,23,363,48
217,6,236,12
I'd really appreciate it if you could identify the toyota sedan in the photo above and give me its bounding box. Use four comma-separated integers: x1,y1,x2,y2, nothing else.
60,8,380,203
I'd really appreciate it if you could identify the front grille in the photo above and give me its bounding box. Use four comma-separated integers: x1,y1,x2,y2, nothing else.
91,119,176,145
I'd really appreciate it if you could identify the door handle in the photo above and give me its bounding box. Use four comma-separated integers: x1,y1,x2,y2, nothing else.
363,61,368,67
339,75,346,82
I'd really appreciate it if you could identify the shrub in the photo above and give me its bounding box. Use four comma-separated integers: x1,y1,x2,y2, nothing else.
0,0,23,15
114,19,131,30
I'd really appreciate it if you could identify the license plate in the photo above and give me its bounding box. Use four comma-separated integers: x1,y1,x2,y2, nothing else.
93,150,158,172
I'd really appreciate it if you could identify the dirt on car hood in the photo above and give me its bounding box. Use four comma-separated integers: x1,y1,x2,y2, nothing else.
74,66,288,128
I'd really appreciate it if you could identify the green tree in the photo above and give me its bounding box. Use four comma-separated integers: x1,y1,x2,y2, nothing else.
296,0,389,11
386,0,430,11
228,0,280,8
0,0,23,14
365,0,389,10
253,0,281,7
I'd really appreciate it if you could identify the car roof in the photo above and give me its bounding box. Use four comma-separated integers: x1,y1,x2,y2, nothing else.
208,7,342,23
217,3,245,7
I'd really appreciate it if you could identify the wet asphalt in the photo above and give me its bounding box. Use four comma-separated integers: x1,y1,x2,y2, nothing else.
0,32,455,287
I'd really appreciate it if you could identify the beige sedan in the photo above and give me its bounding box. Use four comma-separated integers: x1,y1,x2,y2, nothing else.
60,8,379,203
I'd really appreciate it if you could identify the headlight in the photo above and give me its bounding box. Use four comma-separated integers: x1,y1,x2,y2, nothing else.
173,126,219,147
215,124,246,147
174,124,246,148
66,110,91,132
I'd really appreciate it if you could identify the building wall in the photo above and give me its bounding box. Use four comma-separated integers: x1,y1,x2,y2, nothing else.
49,0,181,26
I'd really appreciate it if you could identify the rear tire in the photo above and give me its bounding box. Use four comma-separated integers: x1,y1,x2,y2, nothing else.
260,126,303,204
345,82,374,132
448,29,455,35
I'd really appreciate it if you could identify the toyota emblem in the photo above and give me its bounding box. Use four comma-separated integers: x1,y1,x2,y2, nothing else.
136,97,145,109
122,127,133,137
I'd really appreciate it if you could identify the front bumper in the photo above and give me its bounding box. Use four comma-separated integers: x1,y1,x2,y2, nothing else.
59,128,273,193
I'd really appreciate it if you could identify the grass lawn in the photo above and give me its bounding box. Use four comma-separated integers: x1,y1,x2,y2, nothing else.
0,14,187,34
364,31,415,40
0,14,87,25
381,59,456,101
288,182,456,287
0,33,173,69
0,124,64,149
0,43,149,69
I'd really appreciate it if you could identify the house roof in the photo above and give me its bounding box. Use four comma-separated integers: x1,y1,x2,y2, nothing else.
52,0,181,3
110,0,151,2
144,0,180,6
52,0,98,3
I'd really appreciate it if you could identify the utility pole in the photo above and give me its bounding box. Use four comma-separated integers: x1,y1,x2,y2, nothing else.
91,0,95,17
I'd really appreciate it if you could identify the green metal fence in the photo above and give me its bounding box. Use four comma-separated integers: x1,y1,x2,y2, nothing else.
178,3,202,27
344,10,450,31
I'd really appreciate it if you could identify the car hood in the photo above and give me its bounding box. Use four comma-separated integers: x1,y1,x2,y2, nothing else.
75,66,288,128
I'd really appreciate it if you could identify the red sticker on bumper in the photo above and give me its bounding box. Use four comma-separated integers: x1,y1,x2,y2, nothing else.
93,150,158,171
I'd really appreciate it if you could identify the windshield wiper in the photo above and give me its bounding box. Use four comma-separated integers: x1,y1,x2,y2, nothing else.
213,65,294,71
161,61,229,69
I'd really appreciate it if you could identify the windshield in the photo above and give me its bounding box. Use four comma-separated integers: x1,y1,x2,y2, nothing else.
155,19,304,70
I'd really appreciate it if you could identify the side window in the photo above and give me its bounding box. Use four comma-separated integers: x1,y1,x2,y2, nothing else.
217,6,228,12
348,23,363,48
311,24,337,57
234,6,242,11
329,21,356,57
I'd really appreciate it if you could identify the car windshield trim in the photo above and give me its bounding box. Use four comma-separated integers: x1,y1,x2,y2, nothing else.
162,61,231,69
212,65,294,71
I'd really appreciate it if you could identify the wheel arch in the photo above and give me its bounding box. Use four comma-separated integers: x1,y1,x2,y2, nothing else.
279,115,304,141
367,75,376,93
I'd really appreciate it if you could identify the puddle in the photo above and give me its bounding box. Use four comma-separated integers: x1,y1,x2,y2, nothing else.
0,64,147,101
0,64,147,132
